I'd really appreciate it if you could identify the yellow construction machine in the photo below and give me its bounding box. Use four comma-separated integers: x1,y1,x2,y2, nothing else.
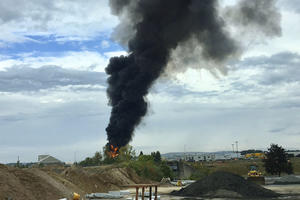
73,192,80,200
247,165,265,185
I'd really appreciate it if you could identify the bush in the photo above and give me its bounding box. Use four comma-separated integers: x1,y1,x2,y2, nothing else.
122,155,173,181
160,161,173,179
79,151,102,167
80,146,173,181
190,165,211,180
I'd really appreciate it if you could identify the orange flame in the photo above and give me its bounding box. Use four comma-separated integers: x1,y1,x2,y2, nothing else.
108,144,119,158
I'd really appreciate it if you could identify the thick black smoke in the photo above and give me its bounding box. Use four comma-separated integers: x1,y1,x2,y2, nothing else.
166,0,282,76
105,0,281,149
105,0,238,148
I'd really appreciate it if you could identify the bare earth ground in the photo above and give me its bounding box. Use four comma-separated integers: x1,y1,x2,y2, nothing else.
0,164,148,200
1,163,300,200
264,184,300,195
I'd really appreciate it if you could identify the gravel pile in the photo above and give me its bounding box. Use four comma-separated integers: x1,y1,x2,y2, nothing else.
172,171,279,199
274,175,300,185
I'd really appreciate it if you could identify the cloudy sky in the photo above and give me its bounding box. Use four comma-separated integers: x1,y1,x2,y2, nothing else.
1,0,300,163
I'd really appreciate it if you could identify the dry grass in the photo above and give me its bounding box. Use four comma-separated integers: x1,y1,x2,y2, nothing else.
191,157,300,178
290,157,300,174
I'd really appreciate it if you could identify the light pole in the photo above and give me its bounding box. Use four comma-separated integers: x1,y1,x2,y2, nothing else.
235,141,238,158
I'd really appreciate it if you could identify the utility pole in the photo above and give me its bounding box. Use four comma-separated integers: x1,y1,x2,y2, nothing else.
16,156,20,168
235,141,239,159
74,152,77,164
184,144,186,161
232,144,235,153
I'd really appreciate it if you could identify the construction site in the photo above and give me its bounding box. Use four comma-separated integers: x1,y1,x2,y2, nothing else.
1,0,300,199
1,155,300,200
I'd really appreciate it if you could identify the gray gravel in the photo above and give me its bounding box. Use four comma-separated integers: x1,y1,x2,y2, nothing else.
171,171,279,198
273,175,300,185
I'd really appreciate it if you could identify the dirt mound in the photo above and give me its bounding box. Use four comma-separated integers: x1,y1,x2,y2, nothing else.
61,166,148,194
0,164,148,200
0,164,69,200
172,171,279,198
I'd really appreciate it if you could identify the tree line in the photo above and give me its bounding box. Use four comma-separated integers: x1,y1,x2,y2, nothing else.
77,145,173,181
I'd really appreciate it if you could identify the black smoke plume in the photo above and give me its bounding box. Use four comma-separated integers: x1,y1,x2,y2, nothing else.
105,0,238,148
105,0,281,149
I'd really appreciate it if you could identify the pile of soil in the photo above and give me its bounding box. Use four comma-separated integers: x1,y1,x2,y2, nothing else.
61,166,147,194
0,164,148,200
172,171,279,199
0,164,71,200
274,175,300,185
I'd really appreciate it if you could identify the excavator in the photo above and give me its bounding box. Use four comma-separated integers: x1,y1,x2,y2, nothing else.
247,165,265,185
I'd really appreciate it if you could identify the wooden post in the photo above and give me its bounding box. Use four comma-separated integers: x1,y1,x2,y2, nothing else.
142,187,145,200
149,186,152,200
136,187,139,200
121,184,158,200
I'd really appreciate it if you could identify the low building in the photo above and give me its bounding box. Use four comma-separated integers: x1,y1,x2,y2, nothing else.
244,153,265,159
192,154,216,162
38,155,64,165
162,151,241,162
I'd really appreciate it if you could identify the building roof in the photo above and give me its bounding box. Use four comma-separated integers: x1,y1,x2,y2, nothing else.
38,155,62,164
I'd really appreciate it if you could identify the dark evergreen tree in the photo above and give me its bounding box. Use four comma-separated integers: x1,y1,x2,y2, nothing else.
139,151,144,157
155,151,161,163
263,144,292,176
151,151,161,163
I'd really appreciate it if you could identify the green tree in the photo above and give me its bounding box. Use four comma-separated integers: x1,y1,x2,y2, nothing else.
117,145,136,162
138,155,154,162
160,161,173,179
139,151,144,157
263,144,292,176
79,151,103,167
151,151,161,163
92,151,103,165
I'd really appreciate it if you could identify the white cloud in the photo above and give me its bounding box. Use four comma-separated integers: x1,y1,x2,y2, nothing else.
1,49,300,163
242,9,300,58
164,52,300,109
1,0,300,163
0,0,118,44
131,95,300,153
0,51,111,72
278,0,300,14
0,89,110,163
104,51,128,58
101,40,111,49
0,65,107,92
